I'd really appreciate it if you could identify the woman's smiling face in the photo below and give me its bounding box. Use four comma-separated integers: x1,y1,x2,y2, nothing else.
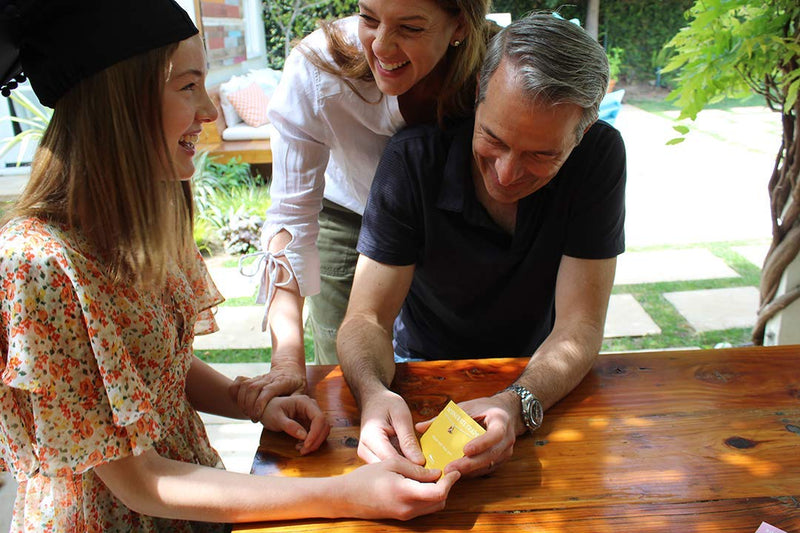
162,34,217,180
357,0,465,96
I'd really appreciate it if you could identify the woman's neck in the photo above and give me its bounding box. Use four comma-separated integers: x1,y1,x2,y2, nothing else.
397,60,448,125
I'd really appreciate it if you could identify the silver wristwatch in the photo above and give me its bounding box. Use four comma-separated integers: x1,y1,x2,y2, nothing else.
505,384,544,433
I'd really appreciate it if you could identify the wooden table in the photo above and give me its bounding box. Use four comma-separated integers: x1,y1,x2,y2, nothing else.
235,345,800,532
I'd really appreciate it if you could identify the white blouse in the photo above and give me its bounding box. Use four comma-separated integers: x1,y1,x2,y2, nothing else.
261,16,406,301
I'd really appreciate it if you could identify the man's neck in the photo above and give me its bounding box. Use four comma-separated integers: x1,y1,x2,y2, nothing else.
472,160,518,235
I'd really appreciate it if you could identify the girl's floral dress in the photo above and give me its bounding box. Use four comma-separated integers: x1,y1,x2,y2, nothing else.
0,217,228,532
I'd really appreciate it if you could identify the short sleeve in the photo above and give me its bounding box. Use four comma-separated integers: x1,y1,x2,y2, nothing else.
0,232,161,478
183,249,225,336
357,138,425,266
563,124,626,259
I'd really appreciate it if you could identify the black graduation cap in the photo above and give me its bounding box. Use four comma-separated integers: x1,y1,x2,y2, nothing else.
0,0,198,108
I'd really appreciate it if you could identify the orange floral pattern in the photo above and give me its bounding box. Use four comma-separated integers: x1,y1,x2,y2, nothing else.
0,217,228,532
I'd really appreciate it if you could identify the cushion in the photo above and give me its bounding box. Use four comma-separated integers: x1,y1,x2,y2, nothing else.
221,123,275,142
226,82,270,128
218,74,250,127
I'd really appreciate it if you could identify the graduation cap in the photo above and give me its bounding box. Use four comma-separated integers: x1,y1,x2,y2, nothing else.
0,0,198,108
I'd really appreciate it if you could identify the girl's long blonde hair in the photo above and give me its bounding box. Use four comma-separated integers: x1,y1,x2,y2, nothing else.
302,0,497,124
6,42,194,289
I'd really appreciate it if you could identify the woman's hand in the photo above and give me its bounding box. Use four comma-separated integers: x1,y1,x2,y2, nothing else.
340,457,460,520
260,395,330,455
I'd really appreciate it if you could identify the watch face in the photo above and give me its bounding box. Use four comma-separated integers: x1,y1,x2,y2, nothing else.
530,398,544,428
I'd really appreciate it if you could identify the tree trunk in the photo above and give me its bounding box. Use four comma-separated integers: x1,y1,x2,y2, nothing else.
586,0,600,41
752,95,800,344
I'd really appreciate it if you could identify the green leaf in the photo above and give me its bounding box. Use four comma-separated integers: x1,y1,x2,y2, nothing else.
672,125,690,135
785,78,799,113
666,137,686,146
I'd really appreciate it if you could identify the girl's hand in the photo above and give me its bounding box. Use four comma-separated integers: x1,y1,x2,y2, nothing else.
259,395,330,455
339,457,460,520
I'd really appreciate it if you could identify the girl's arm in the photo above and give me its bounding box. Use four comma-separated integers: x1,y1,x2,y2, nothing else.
94,449,460,523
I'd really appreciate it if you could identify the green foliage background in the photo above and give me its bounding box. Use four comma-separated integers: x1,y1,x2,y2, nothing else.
661,0,800,118
263,0,359,69
491,0,695,81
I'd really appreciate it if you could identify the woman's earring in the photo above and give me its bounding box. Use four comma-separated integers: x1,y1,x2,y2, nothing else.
451,40,461,47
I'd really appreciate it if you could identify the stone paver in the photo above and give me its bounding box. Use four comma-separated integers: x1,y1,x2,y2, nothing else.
207,266,258,299
205,423,264,474
604,294,661,338
615,249,739,285
193,306,269,350
664,286,760,332
733,244,769,269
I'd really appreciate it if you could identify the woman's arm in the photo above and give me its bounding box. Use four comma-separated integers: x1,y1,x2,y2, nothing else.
233,42,339,418
94,449,460,523
230,229,310,420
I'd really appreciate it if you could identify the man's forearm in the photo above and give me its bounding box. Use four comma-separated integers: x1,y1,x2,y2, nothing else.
337,313,397,406
515,323,602,411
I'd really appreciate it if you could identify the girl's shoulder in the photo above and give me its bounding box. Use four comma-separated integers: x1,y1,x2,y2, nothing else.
0,216,100,280
0,216,72,257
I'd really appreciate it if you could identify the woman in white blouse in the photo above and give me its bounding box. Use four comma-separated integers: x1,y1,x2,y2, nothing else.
233,0,495,415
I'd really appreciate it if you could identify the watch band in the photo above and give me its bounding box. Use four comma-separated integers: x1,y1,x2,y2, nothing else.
505,384,544,433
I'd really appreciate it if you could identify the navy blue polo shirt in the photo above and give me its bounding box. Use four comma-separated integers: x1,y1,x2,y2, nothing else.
357,117,626,360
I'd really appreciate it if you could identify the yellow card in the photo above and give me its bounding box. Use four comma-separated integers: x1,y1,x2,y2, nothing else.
419,401,486,471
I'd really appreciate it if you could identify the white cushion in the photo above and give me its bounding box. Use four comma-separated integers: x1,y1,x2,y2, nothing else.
219,68,282,128
219,74,250,127
222,122,275,141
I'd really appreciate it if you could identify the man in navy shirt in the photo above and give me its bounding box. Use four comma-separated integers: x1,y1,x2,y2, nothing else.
338,14,626,477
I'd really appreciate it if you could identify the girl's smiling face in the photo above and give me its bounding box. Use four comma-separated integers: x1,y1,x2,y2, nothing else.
357,0,465,96
162,34,217,180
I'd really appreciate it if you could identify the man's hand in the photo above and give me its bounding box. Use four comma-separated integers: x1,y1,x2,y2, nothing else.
259,395,330,455
357,389,425,465
230,359,307,421
415,393,521,477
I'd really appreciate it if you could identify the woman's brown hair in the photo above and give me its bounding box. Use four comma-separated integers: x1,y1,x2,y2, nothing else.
301,0,497,124
6,42,194,289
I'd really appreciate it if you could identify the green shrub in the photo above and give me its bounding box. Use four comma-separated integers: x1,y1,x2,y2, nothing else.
490,0,695,83
192,152,271,254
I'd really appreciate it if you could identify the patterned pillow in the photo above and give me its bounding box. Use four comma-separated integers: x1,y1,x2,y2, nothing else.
226,82,270,128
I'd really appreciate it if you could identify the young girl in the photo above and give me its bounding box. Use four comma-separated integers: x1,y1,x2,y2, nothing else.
0,1,458,530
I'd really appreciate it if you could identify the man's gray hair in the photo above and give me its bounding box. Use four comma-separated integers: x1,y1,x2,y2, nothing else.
478,14,610,142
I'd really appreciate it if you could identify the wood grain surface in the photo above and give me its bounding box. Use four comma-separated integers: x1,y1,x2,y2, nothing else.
236,345,800,532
